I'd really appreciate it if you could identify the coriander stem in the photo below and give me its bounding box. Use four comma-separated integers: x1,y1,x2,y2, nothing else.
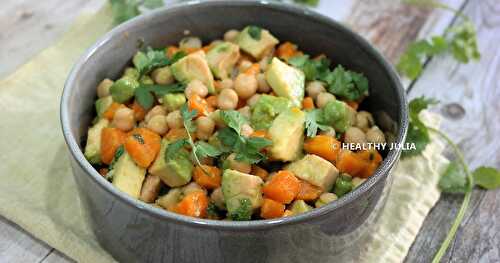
428,127,473,263
184,122,210,176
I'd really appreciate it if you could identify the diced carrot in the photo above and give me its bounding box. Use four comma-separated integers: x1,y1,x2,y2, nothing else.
193,165,222,190
358,162,379,178
250,130,270,139
165,128,190,141
124,128,161,168
188,94,211,117
243,63,260,75
262,170,300,204
100,128,127,164
103,103,125,120
166,46,179,58
98,168,109,176
357,150,383,178
302,97,315,110
206,95,218,108
260,198,285,219
336,150,370,176
303,135,341,162
346,101,359,110
174,191,209,218
132,100,146,121
251,165,269,181
276,42,298,60
296,180,323,201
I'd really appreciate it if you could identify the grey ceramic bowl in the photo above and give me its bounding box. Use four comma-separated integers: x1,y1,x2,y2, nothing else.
61,1,408,262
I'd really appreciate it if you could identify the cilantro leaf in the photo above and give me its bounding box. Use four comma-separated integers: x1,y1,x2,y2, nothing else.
109,0,164,25
472,167,500,190
108,145,125,171
401,97,438,158
170,50,187,64
180,104,197,133
133,47,171,76
229,198,252,221
247,26,262,41
134,83,185,110
165,139,189,161
207,202,221,218
305,109,330,137
217,126,272,165
448,20,481,63
194,141,223,160
438,161,469,193
219,110,247,135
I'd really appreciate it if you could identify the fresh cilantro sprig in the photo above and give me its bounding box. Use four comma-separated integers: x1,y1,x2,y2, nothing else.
403,97,500,263
304,109,330,137
289,55,369,101
398,1,480,80
109,0,164,25
402,96,438,158
133,47,170,76
134,83,185,110
229,198,252,221
217,110,272,164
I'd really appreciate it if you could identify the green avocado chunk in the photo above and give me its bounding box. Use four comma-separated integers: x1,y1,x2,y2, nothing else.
170,50,215,94
268,108,305,161
320,100,355,133
286,154,339,191
206,42,240,79
236,26,279,59
112,151,146,198
265,57,305,107
95,96,113,119
148,139,193,187
250,95,292,130
84,118,109,165
222,169,263,218
109,76,139,103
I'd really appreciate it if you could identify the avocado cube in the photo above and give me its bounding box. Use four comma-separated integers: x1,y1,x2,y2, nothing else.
222,169,263,215
206,42,240,79
110,76,139,103
84,118,109,165
148,139,193,187
286,154,339,191
250,94,292,130
265,57,305,106
170,50,215,94
112,151,146,198
95,96,113,119
236,26,279,59
268,108,305,161
290,200,313,215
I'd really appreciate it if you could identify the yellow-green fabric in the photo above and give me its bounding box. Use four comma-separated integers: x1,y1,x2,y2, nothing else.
0,6,447,263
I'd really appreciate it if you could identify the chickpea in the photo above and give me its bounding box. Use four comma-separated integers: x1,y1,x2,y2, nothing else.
166,110,183,129
315,193,338,208
224,29,239,42
257,73,271,93
147,115,169,135
247,94,261,107
210,188,226,209
217,89,239,110
352,177,366,189
306,81,326,100
112,107,135,131
179,36,202,49
355,111,375,132
316,92,336,108
185,79,208,98
97,79,113,98
366,126,386,144
240,123,254,137
151,66,174,85
227,153,252,174
238,60,253,73
208,110,226,128
183,182,206,195
195,116,215,140
234,74,258,99
139,175,162,203
145,105,167,123
344,126,367,145
238,106,251,120
219,78,234,90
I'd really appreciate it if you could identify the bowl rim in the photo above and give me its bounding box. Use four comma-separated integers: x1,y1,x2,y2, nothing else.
61,0,408,231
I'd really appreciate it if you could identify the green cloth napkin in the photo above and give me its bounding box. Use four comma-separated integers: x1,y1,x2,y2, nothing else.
0,5,448,263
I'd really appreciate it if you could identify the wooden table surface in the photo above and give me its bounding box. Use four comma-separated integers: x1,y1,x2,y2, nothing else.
1,0,498,262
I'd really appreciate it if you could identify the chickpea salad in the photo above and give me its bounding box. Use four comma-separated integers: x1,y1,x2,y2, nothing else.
84,26,387,220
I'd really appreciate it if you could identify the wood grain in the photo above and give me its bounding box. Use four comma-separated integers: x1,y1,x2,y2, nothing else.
405,0,500,261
